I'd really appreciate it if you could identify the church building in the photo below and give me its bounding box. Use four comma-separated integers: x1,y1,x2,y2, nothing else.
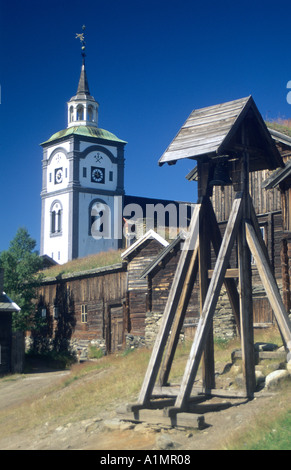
40,51,127,264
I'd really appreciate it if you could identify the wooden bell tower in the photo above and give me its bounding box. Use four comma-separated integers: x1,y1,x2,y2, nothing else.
127,96,291,421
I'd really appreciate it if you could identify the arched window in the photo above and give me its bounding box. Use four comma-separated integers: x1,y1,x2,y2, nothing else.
87,105,93,122
50,201,63,235
69,106,74,122
77,105,84,121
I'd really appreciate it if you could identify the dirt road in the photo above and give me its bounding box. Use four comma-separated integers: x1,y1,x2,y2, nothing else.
0,367,281,450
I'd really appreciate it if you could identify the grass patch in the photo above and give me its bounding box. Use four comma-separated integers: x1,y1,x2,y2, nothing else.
87,345,104,359
225,382,291,450
41,249,123,278
267,119,291,138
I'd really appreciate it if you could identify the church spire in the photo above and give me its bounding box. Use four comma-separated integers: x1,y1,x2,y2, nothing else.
77,64,90,96
67,26,99,128
75,25,90,95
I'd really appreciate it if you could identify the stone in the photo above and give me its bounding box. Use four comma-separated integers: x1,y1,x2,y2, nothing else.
254,342,278,352
255,370,265,386
103,419,122,430
265,370,291,389
155,433,176,450
286,361,291,374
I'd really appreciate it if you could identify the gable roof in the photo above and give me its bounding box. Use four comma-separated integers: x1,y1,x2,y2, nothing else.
159,96,283,172
121,230,169,260
262,159,291,190
268,127,291,147
140,231,186,278
0,293,20,313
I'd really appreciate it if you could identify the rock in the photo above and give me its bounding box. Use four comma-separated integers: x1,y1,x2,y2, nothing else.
265,370,291,389
255,370,265,386
155,433,176,450
119,421,135,431
286,361,291,374
254,342,278,352
103,418,122,430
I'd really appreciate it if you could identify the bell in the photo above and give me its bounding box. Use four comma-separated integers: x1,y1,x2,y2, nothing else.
209,160,232,187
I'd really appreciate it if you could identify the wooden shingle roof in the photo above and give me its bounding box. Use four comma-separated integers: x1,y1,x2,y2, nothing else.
159,96,283,172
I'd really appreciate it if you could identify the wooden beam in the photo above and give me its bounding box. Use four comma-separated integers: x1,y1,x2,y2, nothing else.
174,194,243,410
137,203,201,405
208,268,239,278
199,198,215,389
238,199,256,397
245,220,291,359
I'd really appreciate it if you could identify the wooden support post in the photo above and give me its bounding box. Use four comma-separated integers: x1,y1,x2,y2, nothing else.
174,194,243,410
137,203,201,405
238,195,256,397
236,131,256,397
199,198,215,389
246,220,291,359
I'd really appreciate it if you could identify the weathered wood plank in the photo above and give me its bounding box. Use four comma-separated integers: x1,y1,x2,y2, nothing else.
199,198,215,389
208,268,239,278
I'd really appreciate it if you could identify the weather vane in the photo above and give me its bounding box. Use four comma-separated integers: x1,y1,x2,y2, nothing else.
76,25,86,62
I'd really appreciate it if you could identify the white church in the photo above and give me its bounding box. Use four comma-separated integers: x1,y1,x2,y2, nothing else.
40,36,192,265
40,50,128,265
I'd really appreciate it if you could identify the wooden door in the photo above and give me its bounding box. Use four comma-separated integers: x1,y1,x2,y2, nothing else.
109,305,124,353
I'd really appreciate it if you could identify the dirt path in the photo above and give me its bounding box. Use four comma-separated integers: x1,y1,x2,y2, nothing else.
0,367,281,451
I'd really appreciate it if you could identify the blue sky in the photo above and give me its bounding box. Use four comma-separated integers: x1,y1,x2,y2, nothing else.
1,0,291,252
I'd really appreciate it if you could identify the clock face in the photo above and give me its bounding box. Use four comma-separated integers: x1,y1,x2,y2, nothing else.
55,168,63,184
91,166,105,184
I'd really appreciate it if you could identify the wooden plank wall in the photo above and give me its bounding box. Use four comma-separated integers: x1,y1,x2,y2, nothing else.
150,251,200,322
36,266,127,348
127,239,167,336
212,169,281,223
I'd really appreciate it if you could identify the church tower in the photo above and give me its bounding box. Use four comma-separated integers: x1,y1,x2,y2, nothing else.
40,30,126,264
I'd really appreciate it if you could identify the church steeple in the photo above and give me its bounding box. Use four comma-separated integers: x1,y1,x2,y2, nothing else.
77,63,91,96
67,26,99,128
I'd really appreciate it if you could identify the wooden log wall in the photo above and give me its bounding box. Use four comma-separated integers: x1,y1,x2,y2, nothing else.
150,251,200,323
36,265,127,351
211,169,281,223
126,239,167,336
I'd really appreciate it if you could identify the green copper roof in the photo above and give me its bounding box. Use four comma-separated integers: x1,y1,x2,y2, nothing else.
41,126,127,146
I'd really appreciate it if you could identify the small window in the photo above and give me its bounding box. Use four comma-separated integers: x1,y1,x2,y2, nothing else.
53,306,59,319
65,168,68,178
49,173,52,183
77,105,84,121
41,308,47,318
83,167,87,178
109,171,113,182
81,304,88,323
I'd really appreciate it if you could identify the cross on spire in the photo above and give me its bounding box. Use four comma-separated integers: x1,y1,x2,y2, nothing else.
76,25,86,64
